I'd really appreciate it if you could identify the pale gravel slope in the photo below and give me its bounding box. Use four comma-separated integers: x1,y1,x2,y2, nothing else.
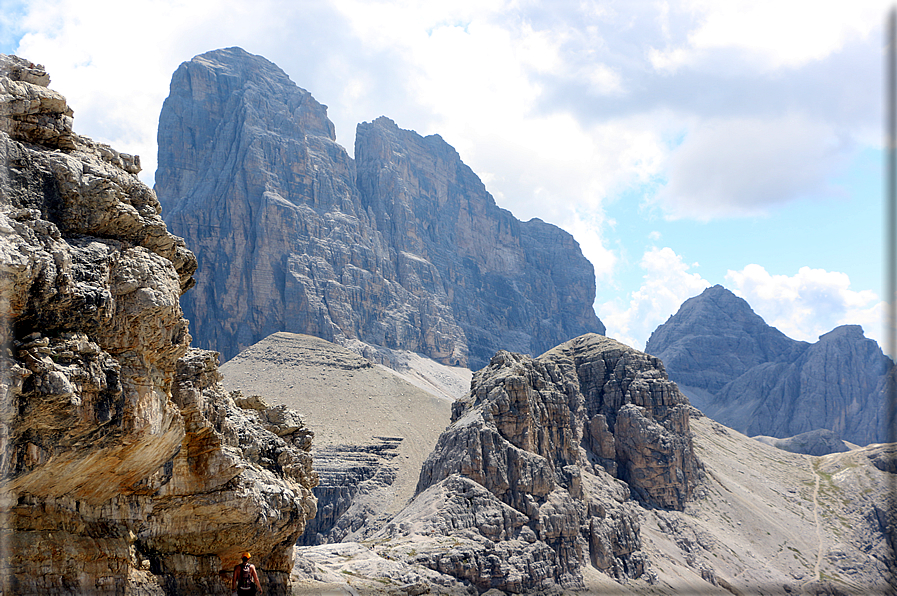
219,332,466,535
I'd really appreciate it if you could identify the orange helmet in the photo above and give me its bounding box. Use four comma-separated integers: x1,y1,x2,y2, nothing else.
241,552,251,559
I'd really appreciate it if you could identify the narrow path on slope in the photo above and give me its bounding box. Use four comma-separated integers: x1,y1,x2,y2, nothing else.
803,460,824,586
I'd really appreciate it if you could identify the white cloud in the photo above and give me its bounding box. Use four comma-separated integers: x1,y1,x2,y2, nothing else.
565,212,617,282
598,246,710,350
725,264,888,349
652,0,884,72
656,114,852,219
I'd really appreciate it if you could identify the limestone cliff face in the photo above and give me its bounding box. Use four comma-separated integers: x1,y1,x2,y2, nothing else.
155,47,604,370
646,285,892,445
383,333,701,592
0,55,316,595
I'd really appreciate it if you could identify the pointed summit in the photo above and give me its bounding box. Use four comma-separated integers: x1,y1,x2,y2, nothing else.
647,286,892,445
646,285,805,394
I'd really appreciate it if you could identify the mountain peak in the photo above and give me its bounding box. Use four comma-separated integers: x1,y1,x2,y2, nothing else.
648,287,891,445
156,49,604,368
818,323,865,341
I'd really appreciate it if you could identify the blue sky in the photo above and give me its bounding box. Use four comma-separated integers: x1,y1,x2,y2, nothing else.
2,0,891,353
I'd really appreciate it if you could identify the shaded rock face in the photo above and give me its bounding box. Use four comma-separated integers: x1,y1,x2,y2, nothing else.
646,285,893,445
0,55,316,595
300,437,402,545
387,334,701,593
155,47,603,370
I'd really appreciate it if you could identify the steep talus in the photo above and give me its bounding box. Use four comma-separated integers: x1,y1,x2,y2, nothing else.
364,333,702,593
0,55,316,595
155,47,603,370
646,285,892,446
219,332,456,546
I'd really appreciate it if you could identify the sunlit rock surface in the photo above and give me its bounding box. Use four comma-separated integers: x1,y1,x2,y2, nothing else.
379,333,702,592
0,54,316,595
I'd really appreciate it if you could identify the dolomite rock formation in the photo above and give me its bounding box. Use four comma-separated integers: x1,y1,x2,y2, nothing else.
293,409,897,595
372,333,702,593
155,47,604,370
646,285,893,446
0,55,316,595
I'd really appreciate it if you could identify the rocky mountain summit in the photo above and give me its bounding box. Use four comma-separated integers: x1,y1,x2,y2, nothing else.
359,333,703,593
0,55,317,595
646,285,893,446
753,428,852,457
221,332,716,593
154,47,604,370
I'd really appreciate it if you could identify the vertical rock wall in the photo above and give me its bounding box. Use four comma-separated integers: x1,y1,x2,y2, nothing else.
155,47,604,370
0,55,317,595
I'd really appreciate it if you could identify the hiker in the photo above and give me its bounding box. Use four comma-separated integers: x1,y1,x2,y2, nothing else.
232,552,262,595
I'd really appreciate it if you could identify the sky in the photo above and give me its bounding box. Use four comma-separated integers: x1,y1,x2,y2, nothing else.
1,0,892,354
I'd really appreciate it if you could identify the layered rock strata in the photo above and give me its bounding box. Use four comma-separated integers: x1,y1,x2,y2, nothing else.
375,333,702,593
646,285,893,445
155,47,604,370
0,55,316,595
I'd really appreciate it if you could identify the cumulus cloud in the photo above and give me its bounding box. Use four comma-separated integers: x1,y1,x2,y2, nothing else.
7,0,883,225
655,0,884,72
655,114,853,219
598,246,710,350
725,264,888,348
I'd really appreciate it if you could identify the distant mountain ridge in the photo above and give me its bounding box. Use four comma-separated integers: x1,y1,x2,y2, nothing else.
646,285,893,445
154,47,604,369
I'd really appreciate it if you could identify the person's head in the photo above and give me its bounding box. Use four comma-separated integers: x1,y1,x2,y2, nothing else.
241,552,251,562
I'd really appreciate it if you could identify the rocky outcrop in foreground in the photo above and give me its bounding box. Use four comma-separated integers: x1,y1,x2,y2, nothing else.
364,334,702,593
155,47,604,370
646,285,893,446
0,55,316,595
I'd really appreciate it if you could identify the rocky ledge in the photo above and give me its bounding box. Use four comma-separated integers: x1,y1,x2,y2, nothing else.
0,55,317,595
